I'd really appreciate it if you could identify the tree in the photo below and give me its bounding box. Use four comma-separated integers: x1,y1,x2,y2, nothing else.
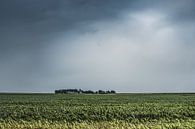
110,90,116,94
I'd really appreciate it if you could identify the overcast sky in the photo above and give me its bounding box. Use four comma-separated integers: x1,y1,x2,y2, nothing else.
0,0,195,93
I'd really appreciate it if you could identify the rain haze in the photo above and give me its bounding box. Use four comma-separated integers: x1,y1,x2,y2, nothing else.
0,0,195,93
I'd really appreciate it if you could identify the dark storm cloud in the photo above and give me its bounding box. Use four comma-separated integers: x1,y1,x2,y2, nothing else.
0,0,194,40
0,0,136,31
0,0,139,54
1,0,195,30
0,0,195,92
0,0,194,49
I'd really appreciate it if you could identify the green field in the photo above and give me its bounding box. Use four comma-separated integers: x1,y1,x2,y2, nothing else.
0,93,195,129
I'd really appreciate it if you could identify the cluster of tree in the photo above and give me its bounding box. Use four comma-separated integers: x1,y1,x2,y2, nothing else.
55,89,116,94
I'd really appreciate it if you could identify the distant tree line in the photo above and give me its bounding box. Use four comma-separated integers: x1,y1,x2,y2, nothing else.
55,89,116,94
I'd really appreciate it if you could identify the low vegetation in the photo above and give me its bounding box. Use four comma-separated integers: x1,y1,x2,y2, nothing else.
0,93,195,128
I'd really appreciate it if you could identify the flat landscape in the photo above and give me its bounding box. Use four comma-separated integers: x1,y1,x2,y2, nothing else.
0,93,195,129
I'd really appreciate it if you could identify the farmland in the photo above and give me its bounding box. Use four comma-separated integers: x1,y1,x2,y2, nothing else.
0,93,195,128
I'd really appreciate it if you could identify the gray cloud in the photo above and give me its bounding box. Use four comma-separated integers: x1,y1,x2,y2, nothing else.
0,0,195,92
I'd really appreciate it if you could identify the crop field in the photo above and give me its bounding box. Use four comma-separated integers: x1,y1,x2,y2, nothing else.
0,93,195,129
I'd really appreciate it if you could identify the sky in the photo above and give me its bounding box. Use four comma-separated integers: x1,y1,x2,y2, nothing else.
0,0,195,93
